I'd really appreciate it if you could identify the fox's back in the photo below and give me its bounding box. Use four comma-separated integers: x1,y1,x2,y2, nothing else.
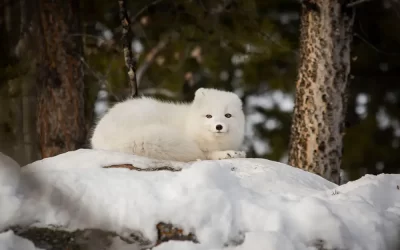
93,97,188,135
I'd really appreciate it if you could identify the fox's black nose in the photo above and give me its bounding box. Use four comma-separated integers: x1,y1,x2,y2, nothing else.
216,124,223,131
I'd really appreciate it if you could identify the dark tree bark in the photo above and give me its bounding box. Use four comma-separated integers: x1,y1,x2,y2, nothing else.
288,1,355,184
118,0,138,98
36,0,86,158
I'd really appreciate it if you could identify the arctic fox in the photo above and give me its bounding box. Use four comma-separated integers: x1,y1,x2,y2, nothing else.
90,88,246,162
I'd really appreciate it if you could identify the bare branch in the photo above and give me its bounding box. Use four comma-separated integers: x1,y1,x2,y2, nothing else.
132,0,165,22
79,56,121,101
354,33,400,55
103,164,181,172
347,0,372,8
118,0,139,98
137,36,170,85
141,88,178,98
210,0,234,14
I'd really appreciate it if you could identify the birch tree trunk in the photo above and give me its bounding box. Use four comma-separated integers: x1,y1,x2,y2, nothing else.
36,0,86,158
288,1,355,184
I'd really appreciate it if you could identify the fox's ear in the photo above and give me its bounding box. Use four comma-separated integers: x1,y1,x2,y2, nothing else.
194,88,206,98
194,88,207,103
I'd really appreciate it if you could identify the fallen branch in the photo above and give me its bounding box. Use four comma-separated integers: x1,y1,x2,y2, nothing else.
10,222,198,249
118,0,139,98
10,226,152,249
156,222,198,246
103,163,181,172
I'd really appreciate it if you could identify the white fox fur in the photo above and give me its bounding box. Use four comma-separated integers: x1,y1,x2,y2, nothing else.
90,88,246,161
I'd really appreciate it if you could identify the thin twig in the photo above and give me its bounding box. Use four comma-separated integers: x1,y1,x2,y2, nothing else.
354,33,400,55
118,0,139,98
137,36,170,85
141,88,178,98
79,56,120,101
347,0,372,8
259,31,298,55
103,164,181,172
70,33,106,41
132,0,165,22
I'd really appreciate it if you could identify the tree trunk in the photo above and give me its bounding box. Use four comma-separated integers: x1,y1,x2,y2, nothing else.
22,75,39,164
36,0,86,158
288,1,355,184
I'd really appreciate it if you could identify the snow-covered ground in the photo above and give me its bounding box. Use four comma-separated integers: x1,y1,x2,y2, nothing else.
0,149,399,250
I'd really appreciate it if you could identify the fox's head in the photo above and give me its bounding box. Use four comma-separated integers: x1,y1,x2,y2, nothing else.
187,88,245,151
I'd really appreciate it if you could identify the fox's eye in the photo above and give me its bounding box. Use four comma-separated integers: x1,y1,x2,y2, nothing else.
206,114,212,118
225,113,232,118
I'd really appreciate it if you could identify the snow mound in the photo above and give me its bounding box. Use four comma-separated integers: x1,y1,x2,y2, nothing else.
1,149,400,250
0,231,42,250
0,153,22,231
0,152,21,193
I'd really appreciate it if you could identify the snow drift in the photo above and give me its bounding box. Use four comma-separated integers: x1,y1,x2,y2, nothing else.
0,149,399,250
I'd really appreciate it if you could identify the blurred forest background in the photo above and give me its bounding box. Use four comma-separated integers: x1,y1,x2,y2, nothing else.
1,0,400,181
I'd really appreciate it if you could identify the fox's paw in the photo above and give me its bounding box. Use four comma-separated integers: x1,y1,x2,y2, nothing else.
208,150,246,160
223,150,246,159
